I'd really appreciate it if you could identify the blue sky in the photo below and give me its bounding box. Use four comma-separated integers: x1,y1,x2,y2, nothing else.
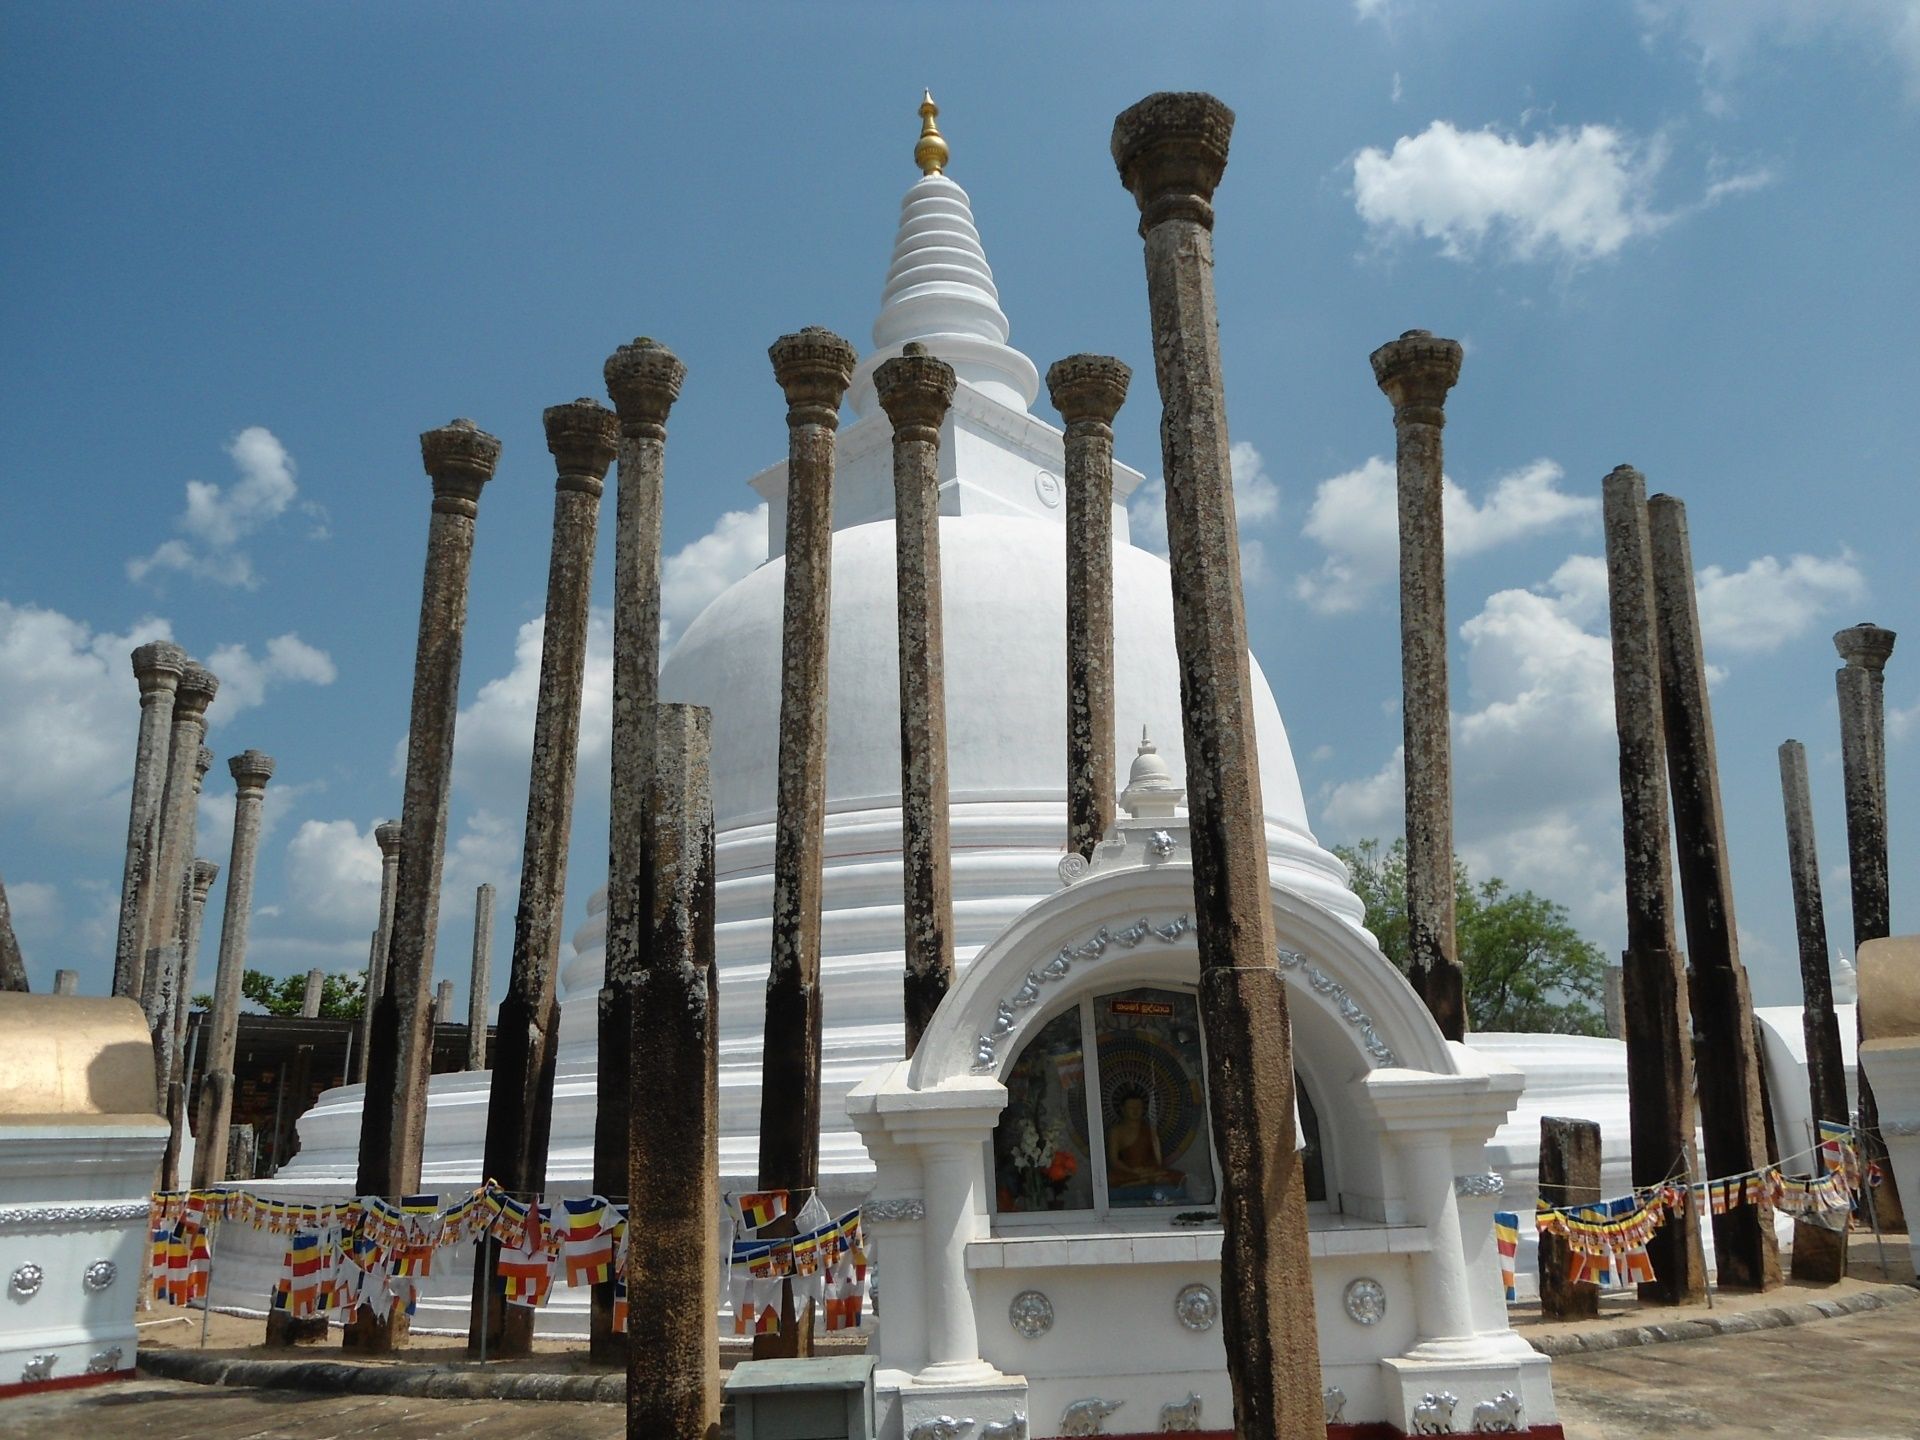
2,2,1914,1010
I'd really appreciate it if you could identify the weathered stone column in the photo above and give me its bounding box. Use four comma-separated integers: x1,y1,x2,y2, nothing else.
53,970,77,995
1538,1118,1602,1319
1373,330,1465,1042
875,342,958,1057
162,857,220,1187
192,749,273,1189
142,669,217,1028
115,641,187,999
627,703,719,1439
467,883,492,1069
756,326,857,1361
1600,466,1705,1305
435,978,455,1018
1047,354,1131,863
146,738,213,1106
1778,738,1850,1279
351,821,404,1085
300,968,326,1017
350,419,500,1354
1112,92,1323,1438
1647,494,1780,1292
1836,622,1904,1229
471,395,617,1358
0,876,26,993
598,340,686,1361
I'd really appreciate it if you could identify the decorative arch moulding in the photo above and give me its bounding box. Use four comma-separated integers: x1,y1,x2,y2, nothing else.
970,915,1400,1075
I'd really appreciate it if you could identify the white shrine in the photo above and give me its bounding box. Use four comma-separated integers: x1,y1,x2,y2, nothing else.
255,100,1567,1435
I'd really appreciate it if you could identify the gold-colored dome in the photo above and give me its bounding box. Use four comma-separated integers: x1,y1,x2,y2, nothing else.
915,89,949,176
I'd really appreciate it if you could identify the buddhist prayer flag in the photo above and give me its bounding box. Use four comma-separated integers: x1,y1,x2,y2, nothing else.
1493,1211,1520,1303
739,1191,788,1230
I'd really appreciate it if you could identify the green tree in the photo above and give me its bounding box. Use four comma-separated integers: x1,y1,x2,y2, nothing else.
1335,838,1607,1036
191,969,364,1020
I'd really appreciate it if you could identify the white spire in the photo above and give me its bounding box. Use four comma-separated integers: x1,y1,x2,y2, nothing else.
847,108,1041,417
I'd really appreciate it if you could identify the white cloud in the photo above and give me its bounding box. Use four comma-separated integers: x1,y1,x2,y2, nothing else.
206,633,338,716
128,427,305,589
1295,456,1596,613
1639,0,1920,105
1889,696,1920,744
1692,552,1866,654
662,506,769,649
284,817,383,925
1127,441,1277,582
1352,120,1771,265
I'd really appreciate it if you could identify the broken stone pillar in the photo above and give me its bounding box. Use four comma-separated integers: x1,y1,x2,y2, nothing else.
162,857,220,1188
435,980,455,1030
1537,1117,1602,1320
349,419,500,1355
1836,622,1903,1231
599,340,686,1362
115,641,187,999
471,395,617,1358
54,970,77,996
301,968,326,1018
626,703,720,1438
1647,493,1781,1292
192,749,274,1189
1372,329,1466,1043
0,876,26,993
467,883,492,1070
875,342,958,1057
351,821,404,1086
1780,740,1851,1275
756,326,857,1361
1046,353,1131,863
1600,466,1705,1306
1113,91,1323,1437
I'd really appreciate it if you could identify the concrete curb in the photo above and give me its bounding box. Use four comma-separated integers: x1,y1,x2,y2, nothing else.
1528,1280,1920,1357
137,1348,625,1403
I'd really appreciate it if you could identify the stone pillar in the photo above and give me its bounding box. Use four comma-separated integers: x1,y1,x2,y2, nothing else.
1836,622,1903,1230
162,857,219,1188
1600,466,1705,1305
0,876,26,993
467,883,492,1070
1537,1118,1602,1320
919,1138,988,1373
301,968,326,1018
598,340,686,1361
352,821,404,1086
875,342,958,1057
349,419,499,1355
146,738,213,1110
1647,494,1781,1292
626,703,719,1438
115,642,187,999
471,396,617,1358
143,671,217,1039
191,750,273,1189
1046,354,1131,863
1112,92,1323,1438
53,970,78,996
756,326,857,1361
435,978,455,1024
1372,330,1465,1042
1781,741,1851,1137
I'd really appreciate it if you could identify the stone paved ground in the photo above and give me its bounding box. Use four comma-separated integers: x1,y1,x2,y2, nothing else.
7,1303,1920,1438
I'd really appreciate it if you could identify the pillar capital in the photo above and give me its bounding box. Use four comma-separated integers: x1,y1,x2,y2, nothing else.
420,418,501,516
1371,330,1463,419
604,337,686,434
1835,622,1896,672
1111,91,1235,233
131,642,189,695
769,327,857,427
174,663,219,720
191,858,221,899
228,749,275,790
1046,353,1132,428
543,398,620,492
873,342,956,433
195,744,215,779
375,819,404,857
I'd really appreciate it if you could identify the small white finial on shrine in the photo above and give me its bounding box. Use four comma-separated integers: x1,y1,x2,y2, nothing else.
1120,726,1184,820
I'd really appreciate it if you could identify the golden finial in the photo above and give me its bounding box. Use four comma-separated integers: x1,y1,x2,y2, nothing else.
915,89,949,176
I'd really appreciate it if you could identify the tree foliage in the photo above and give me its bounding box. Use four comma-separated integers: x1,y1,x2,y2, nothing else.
191,969,364,1020
1335,838,1608,1036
